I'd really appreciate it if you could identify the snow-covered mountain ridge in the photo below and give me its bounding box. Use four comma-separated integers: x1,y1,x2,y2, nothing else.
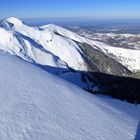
0,17,87,71
41,23,140,72
0,17,140,139
0,17,139,73
0,52,140,140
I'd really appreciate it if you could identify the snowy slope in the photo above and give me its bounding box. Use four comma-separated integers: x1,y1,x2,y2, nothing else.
0,17,87,71
0,26,67,69
0,17,139,72
0,52,140,140
97,45,140,72
41,23,140,72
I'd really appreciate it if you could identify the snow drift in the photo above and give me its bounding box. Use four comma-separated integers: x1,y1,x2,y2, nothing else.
0,52,140,140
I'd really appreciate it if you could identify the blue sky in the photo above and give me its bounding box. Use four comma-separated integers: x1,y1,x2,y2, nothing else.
0,0,140,19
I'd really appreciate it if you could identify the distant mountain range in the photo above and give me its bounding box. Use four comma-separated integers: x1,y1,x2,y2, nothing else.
74,29,140,50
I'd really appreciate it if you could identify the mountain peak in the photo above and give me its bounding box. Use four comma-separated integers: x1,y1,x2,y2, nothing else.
4,17,23,27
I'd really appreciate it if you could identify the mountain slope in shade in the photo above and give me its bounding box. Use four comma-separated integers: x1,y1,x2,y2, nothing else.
0,52,140,140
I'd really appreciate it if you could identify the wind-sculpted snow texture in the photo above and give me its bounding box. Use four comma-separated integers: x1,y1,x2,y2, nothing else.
0,52,140,140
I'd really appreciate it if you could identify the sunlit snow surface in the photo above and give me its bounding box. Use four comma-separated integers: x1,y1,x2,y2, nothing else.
0,17,139,72
0,52,140,140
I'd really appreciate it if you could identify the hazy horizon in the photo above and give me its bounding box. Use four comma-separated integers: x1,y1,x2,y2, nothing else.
0,0,140,19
